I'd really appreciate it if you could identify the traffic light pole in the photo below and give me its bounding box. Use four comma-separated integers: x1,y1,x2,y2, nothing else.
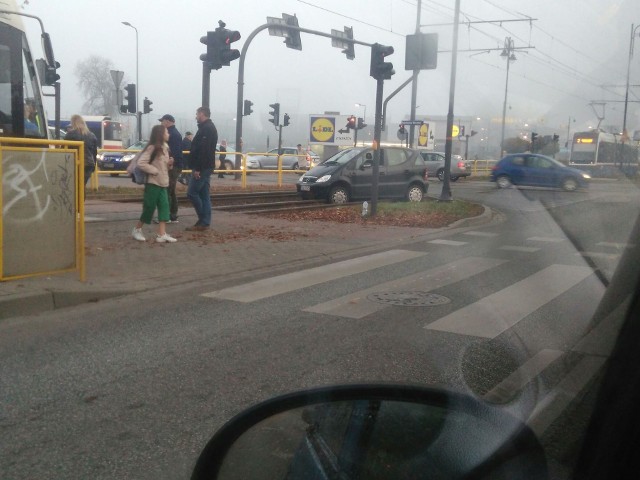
202,62,211,108
371,77,384,217
137,112,142,142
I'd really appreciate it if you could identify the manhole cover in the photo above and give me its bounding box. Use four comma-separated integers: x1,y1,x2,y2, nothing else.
367,291,451,307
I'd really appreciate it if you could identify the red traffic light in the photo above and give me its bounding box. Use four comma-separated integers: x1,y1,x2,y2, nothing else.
347,116,356,129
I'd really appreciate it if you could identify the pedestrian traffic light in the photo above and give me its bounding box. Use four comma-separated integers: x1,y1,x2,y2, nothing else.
143,97,153,114
283,113,290,127
124,83,136,114
282,13,302,50
200,21,241,70
217,25,241,66
553,134,559,142
370,43,395,80
269,102,280,127
243,99,254,116
347,115,356,130
357,117,366,130
459,126,466,137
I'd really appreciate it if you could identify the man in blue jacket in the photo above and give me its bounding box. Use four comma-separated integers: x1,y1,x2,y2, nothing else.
159,114,183,223
186,107,217,231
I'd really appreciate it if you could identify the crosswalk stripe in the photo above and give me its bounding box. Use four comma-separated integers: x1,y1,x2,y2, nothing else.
463,231,499,237
527,236,565,243
304,257,507,319
483,349,564,404
428,239,468,246
596,241,635,249
499,246,540,253
576,251,620,260
201,249,427,302
425,265,594,339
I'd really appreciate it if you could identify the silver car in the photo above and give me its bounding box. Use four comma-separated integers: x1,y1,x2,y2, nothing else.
246,147,308,170
419,151,470,182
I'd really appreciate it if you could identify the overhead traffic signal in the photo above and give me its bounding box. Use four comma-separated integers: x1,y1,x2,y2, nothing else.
143,97,153,114
269,103,280,127
243,99,254,116
370,43,395,80
357,117,366,130
283,113,290,127
124,83,136,114
282,13,302,50
347,115,356,130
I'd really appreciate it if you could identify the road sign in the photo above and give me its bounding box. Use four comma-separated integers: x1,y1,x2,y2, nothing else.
309,115,354,146
401,120,424,126
110,70,124,89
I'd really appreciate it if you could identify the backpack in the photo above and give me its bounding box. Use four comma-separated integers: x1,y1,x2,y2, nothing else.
127,147,158,185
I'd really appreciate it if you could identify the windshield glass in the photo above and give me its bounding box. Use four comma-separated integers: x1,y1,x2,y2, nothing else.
2,2,640,480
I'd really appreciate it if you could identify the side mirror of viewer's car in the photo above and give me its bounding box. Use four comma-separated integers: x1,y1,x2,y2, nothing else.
191,384,548,480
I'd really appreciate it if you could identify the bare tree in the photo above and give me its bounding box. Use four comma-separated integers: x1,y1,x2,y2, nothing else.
74,55,120,116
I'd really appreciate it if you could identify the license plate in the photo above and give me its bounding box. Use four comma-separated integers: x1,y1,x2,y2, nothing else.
103,163,114,169
301,185,310,191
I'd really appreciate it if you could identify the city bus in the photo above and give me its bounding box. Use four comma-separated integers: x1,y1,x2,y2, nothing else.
51,116,124,150
570,130,638,165
0,3,49,139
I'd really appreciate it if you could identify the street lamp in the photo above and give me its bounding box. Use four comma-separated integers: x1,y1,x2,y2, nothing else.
623,23,640,142
122,21,140,141
355,103,366,145
499,37,516,158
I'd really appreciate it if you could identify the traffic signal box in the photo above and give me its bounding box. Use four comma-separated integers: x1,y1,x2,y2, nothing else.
143,97,153,114
200,23,241,70
347,115,356,130
244,99,254,116
269,103,280,127
283,113,290,127
370,43,395,80
124,83,136,114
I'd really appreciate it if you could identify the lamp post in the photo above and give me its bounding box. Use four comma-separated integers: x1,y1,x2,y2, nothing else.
122,21,140,141
499,37,516,159
623,24,640,142
355,103,366,146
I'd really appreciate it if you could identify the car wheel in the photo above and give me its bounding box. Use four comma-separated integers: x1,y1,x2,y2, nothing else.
562,177,578,191
437,169,445,182
496,175,512,188
328,185,349,204
450,176,459,182
406,184,424,202
291,162,299,171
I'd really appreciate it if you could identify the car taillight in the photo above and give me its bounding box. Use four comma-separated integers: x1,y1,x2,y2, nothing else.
424,170,428,180
457,161,465,169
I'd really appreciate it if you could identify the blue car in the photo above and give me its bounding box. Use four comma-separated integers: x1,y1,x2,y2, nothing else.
491,153,590,191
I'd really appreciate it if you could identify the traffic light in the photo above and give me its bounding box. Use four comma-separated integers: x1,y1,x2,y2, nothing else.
124,83,136,114
200,21,241,70
44,61,60,85
458,126,466,137
347,115,356,130
269,103,280,127
143,97,153,114
553,134,559,142
283,113,290,127
243,99,254,116
283,13,302,50
531,132,538,142
217,26,241,66
370,43,395,80
399,124,407,135
357,117,366,130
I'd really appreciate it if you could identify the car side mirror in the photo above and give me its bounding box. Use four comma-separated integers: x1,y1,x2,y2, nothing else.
191,384,549,480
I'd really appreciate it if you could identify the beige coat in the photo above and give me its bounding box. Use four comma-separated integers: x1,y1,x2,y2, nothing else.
137,144,171,187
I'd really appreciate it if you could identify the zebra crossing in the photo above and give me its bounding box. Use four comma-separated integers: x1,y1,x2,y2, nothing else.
201,228,621,435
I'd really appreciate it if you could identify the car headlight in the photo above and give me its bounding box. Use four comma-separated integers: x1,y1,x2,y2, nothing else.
316,175,331,183
298,174,306,182
582,173,591,179
96,153,104,161
121,153,136,162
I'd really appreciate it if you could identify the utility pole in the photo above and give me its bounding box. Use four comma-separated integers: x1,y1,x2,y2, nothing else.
409,0,421,148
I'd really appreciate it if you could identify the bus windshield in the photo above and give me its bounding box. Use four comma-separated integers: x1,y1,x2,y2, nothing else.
0,17,47,139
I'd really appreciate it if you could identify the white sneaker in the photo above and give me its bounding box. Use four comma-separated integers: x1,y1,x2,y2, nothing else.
156,233,177,243
132,227,146,242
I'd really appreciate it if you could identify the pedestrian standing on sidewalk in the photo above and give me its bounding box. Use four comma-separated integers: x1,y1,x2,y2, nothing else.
65,114,98,193
217,139,227,178
131,124,177,243
186,106,217,231
158,114,183,223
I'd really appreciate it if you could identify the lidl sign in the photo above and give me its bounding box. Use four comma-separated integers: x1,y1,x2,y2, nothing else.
309,115,354,145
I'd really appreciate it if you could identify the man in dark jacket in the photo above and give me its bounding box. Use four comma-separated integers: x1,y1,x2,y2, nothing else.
159,114,183,223
186,106,217,231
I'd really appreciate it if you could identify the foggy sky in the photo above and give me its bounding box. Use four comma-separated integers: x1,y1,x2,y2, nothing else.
21,0,640,146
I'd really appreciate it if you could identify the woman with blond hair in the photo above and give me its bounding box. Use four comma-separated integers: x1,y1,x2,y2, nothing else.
131,124,177,243
65,114,98,190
